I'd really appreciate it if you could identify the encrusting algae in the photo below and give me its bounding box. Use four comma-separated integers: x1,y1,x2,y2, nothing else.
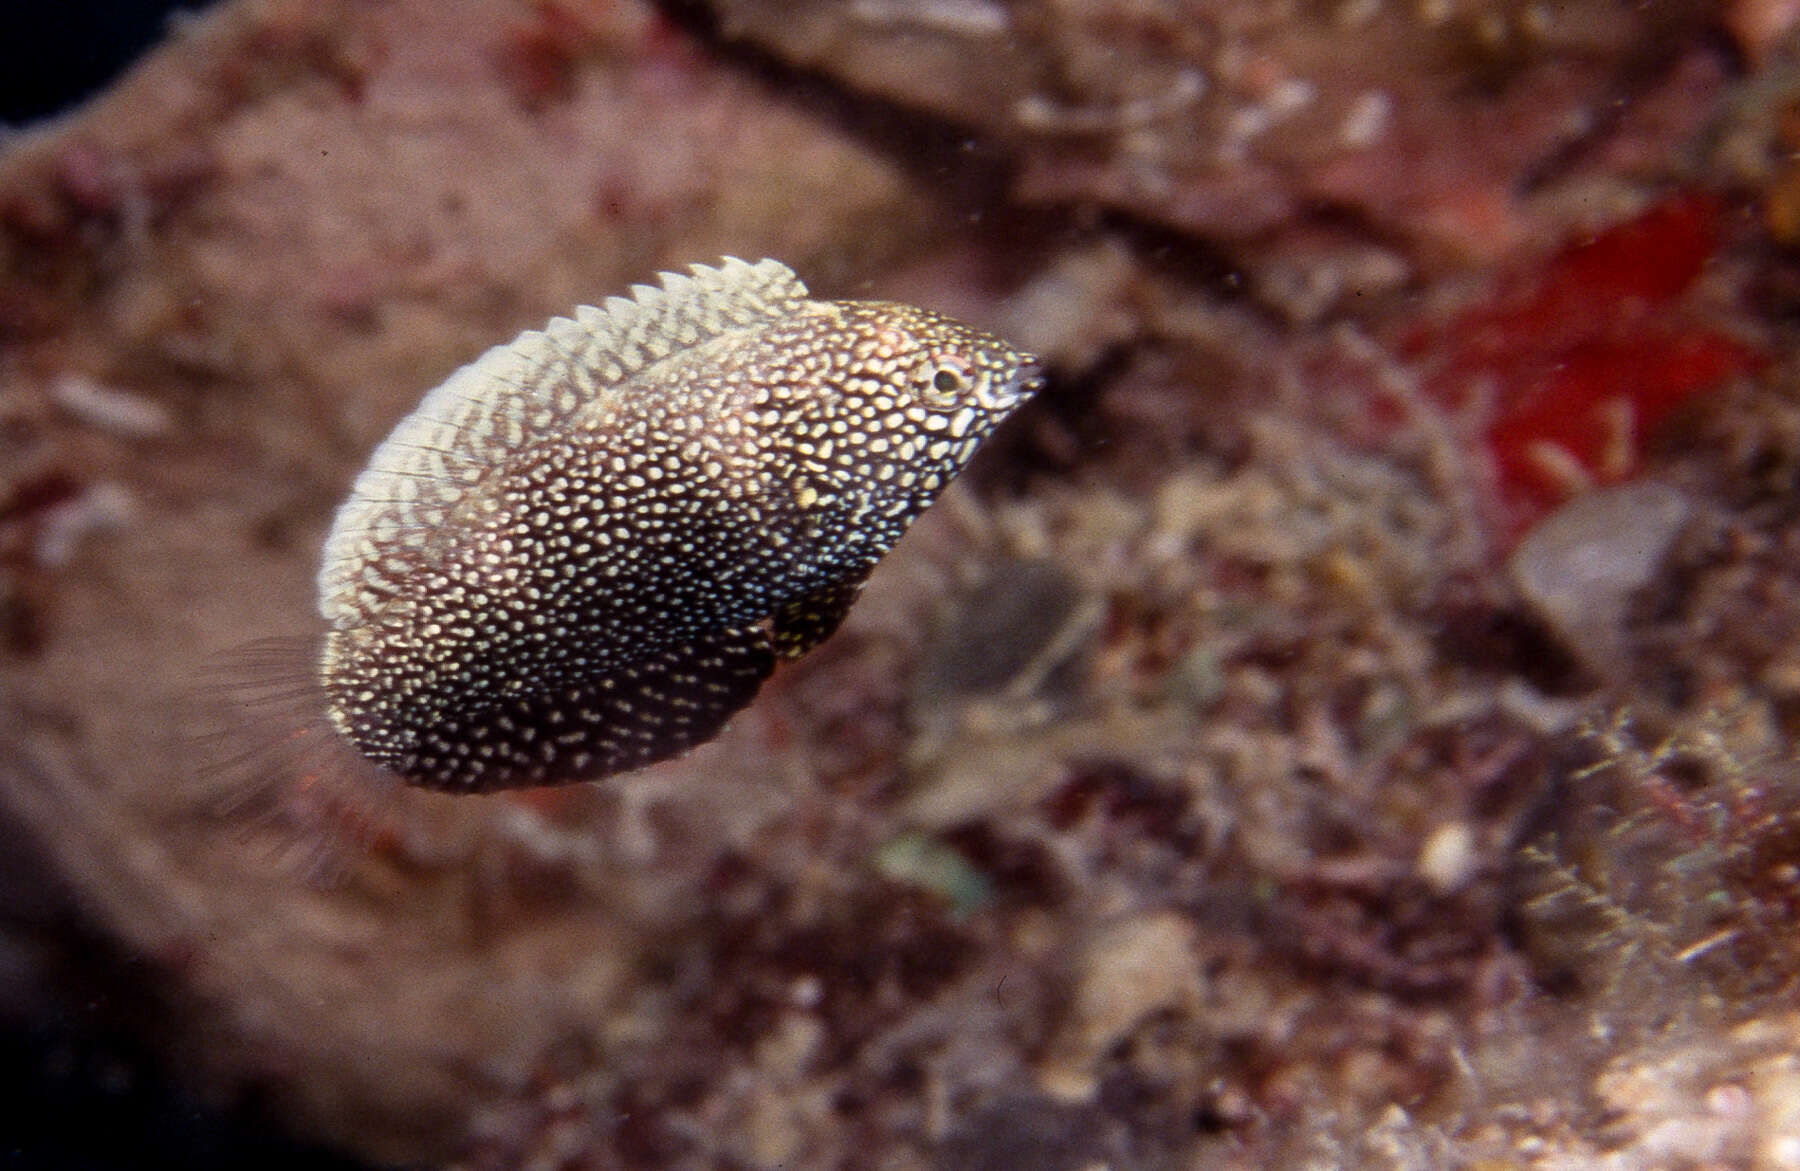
310,257,1042,792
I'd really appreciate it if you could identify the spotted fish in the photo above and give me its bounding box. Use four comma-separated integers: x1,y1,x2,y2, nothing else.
314,257,1042,792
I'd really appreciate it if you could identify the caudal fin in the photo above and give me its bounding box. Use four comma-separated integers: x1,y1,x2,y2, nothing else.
180,634,416,885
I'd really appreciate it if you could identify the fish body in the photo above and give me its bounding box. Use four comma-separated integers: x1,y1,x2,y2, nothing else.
316,258,1041,792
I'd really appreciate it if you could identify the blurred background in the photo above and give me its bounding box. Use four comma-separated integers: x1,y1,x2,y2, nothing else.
0,6,359,1167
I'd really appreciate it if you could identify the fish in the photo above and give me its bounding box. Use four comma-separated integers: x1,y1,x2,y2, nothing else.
299,257,1042,793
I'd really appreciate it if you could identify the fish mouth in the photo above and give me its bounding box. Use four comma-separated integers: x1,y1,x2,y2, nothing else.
973,360,1044,413
1012,361,1048,405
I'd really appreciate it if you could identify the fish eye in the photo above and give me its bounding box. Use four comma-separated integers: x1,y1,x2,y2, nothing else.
918,355,971,406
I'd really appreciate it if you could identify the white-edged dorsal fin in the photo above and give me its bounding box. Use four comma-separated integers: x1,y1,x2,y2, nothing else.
316,257,809,625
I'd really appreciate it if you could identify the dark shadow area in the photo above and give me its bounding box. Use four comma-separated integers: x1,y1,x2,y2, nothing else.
0,2,219,124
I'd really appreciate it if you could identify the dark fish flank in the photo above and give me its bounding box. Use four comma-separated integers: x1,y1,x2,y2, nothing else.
316,258,1042,792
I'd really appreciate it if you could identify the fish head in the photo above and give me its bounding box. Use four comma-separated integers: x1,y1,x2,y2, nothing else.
846,301,1045,453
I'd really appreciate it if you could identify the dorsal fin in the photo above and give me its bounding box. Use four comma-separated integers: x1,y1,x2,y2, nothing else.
316,257,809,625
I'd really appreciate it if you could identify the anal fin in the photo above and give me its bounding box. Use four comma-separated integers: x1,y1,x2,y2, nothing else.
772,576,867,660
432,624,776,792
